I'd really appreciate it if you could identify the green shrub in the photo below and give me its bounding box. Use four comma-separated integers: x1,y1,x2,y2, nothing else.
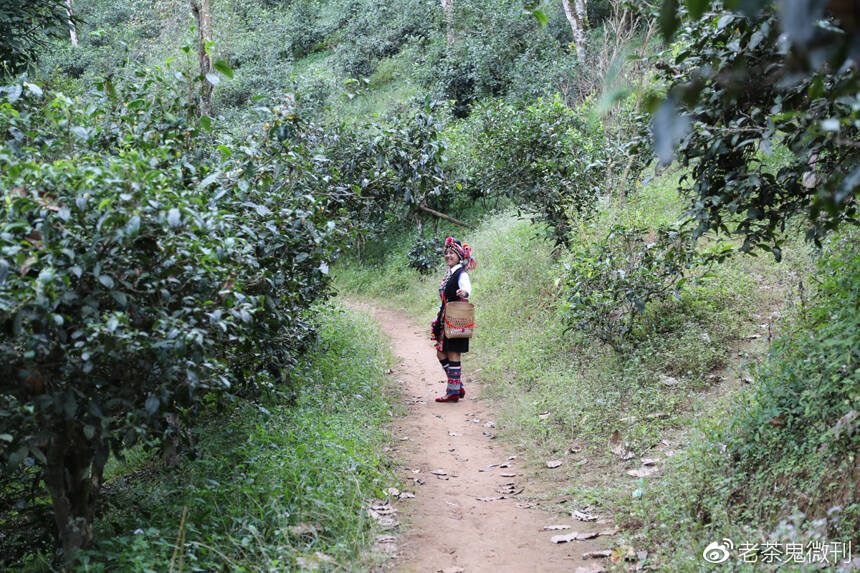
72,304,396,572
627,233,860,565
560,224,702,351
470,95,610,246
334,0,435,78
422,0,563,114
407,235,442,274
0,65,346,561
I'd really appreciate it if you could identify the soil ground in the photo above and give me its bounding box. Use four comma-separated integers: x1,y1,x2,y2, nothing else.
355,302,615,573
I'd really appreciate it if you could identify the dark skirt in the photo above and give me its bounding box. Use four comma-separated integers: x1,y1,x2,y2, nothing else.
443,335,469,353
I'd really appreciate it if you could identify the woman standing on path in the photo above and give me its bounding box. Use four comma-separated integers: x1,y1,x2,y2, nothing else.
431,237,475,403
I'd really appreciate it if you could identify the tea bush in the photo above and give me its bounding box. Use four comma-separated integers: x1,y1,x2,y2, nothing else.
469,95,610,246
0,66,346,560
560,224,702,351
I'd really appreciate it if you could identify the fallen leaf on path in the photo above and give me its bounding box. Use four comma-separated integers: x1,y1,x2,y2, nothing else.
546,460,563,468
572,510,597,522
609,430,621,444
610,446,635,461
542,524,572,531
582,550,613,559
497,484,523,495
626,467,658,478
550,531,599,543
378,516,399,528
370,501,395,513
374,535,397,555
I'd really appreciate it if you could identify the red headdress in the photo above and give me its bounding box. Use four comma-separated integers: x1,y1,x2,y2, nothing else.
445,236,476,270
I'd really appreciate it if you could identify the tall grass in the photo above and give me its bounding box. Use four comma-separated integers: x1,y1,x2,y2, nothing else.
614,232,860,571
47,304,399,573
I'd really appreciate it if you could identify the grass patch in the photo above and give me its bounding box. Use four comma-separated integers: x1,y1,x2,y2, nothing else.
11,304,398,572
613,232,859,570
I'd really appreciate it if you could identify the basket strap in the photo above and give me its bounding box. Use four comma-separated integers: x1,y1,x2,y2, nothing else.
444,316,475,329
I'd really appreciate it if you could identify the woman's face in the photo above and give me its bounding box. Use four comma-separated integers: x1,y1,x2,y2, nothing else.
444,248,460,268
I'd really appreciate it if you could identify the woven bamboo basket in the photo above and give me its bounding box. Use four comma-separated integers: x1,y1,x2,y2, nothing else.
444,301,475,339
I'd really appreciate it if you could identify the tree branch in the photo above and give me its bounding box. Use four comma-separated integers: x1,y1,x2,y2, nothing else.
417,204,473,229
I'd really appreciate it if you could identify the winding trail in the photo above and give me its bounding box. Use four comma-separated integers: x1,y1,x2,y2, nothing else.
354,303,612,573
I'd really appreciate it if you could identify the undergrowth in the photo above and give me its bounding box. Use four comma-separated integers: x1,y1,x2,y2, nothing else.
11,305,397,572
613,233,859,571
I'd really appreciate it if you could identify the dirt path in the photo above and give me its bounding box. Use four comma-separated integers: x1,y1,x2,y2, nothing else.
355,303,613,573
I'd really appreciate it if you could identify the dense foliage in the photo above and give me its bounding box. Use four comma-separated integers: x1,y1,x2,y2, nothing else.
629,234,860,559
652,3,859,257
0,67,345,560
4,0,857,568
469,96,612,246
76,306,395,571
560,224,703,351
0,0,71,73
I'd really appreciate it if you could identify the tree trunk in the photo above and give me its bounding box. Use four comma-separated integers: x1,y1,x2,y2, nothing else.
65,0,78,47
441,0,455,46
562,0,588,62
44,427,97,565
189,0,213,117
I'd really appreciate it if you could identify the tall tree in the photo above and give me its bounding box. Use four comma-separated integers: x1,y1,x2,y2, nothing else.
189,0,213,116
441,0,454,45
64,0,78,47
562,0,588,61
